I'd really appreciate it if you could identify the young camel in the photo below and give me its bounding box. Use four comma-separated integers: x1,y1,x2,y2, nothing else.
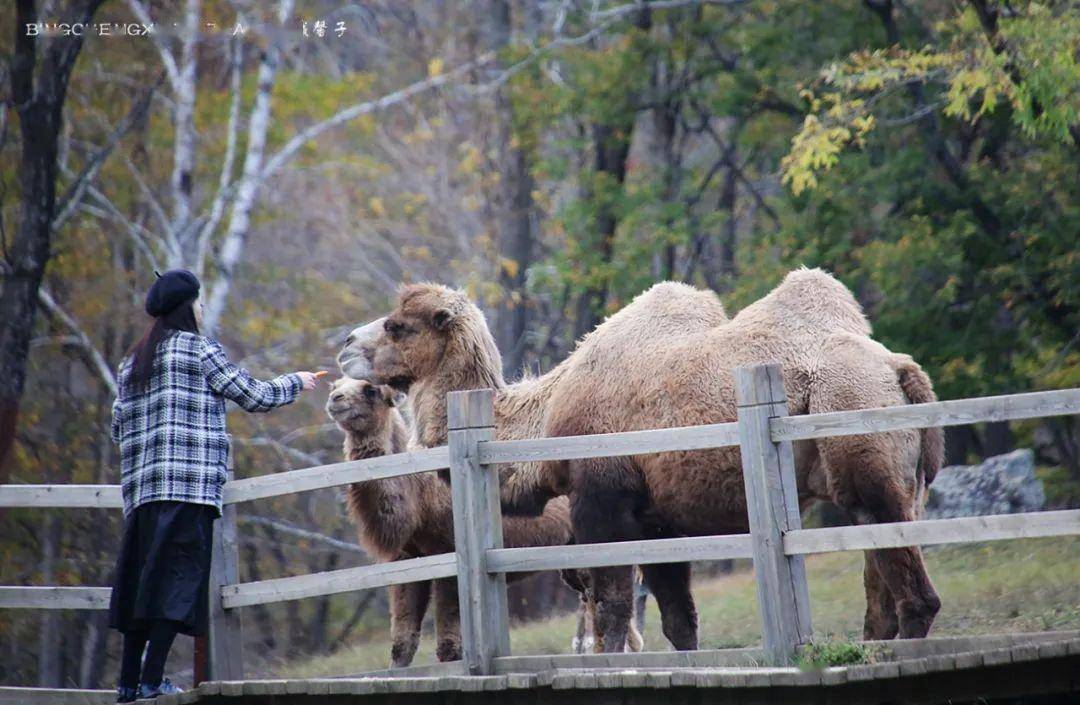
343,281,728,652
325,377,574,666
504,268,944,652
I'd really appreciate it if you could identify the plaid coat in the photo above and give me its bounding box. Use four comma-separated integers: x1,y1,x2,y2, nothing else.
111,331,301,517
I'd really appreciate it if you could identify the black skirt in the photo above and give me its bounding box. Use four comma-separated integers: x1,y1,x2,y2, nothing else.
109,501,217,636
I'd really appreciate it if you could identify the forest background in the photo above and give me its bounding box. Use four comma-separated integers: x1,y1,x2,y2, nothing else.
1,0,1077,689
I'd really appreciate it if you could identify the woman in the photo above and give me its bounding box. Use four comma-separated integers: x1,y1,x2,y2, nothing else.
109,270,324,702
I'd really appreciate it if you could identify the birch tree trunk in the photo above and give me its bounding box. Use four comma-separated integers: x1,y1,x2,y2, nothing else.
201,0,295,334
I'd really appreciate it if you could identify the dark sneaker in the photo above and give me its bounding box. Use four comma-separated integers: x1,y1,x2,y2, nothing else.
116,686,138,703
137,678,184,699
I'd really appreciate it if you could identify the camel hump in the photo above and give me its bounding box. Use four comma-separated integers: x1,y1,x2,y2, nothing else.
889,354,944,487
732,267,871,339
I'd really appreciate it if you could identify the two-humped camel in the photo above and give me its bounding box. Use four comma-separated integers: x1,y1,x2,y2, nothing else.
354,269,942,654
502,268,943,651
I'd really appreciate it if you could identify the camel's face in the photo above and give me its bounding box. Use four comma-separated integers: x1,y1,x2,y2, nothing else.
337,317,387,380
372,287,458,390
325,378,395,432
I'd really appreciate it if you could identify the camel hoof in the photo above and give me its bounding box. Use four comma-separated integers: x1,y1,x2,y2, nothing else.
898,594,941,639
436,639,462,662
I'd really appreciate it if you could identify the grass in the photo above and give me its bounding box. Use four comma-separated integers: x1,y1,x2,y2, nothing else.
797,640,874,668
269,536,1080,678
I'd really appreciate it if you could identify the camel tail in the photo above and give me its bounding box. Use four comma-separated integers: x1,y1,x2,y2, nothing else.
891,356,944,488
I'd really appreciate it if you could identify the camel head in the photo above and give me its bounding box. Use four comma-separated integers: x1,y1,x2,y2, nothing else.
337,317,387,379
325,377,398,434
371,283,503,392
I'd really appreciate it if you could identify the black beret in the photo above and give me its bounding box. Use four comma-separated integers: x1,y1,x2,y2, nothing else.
145,269,201,317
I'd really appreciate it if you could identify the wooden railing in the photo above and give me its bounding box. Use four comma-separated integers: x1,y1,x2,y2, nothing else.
2,364,1078,686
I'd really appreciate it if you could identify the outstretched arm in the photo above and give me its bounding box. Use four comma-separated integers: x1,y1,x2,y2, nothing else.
200,338,306,412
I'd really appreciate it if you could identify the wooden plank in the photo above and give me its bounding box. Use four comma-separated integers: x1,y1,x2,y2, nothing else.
0,485,121,509
220,552,457,608
784,509,1080,555
492,647,765,674
448,389,510,675
0,687,114,704
486,534,752,573
207,467,244,680
478,421,739,466
735,363,812,666
222,446,450,505
772,388,1080,443
0,586,110,610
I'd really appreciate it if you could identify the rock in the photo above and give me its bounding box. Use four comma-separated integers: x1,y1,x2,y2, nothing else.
925,449,1044,519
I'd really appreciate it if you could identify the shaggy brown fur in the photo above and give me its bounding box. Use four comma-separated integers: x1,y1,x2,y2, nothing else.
326,377,574,667
365,281,727,652
516,268,944,651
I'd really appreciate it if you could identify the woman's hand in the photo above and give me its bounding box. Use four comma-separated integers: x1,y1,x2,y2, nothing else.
296,371,328,391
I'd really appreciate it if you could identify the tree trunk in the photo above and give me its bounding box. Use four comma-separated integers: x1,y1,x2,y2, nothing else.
37,513,61,686
572,9,651,339
982,421,1014,458
489,0,536,377
0,0,105,479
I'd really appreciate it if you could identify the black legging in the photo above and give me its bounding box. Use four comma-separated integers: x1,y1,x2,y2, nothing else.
119,620,180,689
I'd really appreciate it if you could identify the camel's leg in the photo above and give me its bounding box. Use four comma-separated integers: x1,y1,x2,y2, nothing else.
836,475,941,639
640,561,698,650
389,580,431,668
589,565,635,653
433,577,462,662
867,542,940,638
570,457,645,653
861,553,899,640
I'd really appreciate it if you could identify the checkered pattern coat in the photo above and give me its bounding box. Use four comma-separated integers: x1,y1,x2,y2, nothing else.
111,331,301,517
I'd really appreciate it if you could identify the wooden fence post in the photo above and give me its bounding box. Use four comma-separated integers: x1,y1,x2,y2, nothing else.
734,363,812,665
448,389,510,675
206,464,244,681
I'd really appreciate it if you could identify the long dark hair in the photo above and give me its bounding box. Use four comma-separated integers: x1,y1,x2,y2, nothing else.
127,299,200,392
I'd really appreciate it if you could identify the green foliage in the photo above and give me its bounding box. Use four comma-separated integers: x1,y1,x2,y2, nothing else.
784,2,1080,192
798,639,874,668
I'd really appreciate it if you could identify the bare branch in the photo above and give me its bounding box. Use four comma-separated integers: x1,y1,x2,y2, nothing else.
125,0,182,89
232,435,325,468
52,74,163,233
78,186,161,270
37,287,118,396
237,514,368,556
258,52,497,182
591,0,749,21
122,155,177,258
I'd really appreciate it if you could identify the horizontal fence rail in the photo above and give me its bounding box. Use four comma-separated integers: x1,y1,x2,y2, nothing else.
479,421,740,465
773,388,1080,442
0,586,111,610
784,509,1080,555
220,553,458,609
223,447,449,505
487,535,753,573
0,484,122,509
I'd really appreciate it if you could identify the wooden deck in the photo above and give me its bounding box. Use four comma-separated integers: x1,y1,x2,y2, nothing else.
6,631,1078,704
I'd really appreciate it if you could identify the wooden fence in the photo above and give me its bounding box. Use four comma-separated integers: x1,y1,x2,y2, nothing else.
1,363,1078,687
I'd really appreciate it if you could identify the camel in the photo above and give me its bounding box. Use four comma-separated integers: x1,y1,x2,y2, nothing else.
356,270,943,655
325,377,575,666
342,281,727,652
501,268,944,652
